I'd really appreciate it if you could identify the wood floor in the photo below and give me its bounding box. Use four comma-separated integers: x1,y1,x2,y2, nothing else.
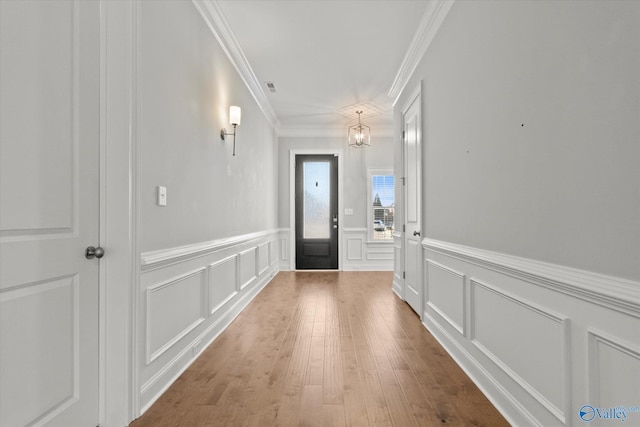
130,271,510,427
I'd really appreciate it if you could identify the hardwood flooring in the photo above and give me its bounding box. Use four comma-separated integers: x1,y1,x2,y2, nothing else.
130,271,510,427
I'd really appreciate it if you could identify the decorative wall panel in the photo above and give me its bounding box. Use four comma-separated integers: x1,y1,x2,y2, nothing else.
146,269,206,363
426,260,465,334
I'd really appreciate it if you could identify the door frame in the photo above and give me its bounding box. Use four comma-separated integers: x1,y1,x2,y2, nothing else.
289,149,344,270
400,82,423,318
100,1,138,425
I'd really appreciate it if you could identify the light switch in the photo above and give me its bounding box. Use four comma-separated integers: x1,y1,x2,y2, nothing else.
344,208,353,215
157,186,167,206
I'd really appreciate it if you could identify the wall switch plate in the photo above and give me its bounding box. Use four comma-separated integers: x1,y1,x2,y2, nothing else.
345,208,353,215
157,186,167,206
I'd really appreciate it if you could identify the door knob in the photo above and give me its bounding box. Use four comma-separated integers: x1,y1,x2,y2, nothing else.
413,231,421,237
85,246,105,259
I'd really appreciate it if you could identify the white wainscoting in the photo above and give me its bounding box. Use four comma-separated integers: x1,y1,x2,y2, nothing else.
392,232,404,298
342,228,394,271
278,228,291,271
422,238,640,427
137,229,280,413
277,227,393,271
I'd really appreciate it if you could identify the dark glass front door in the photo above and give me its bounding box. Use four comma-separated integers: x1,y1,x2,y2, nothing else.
295,155,338,269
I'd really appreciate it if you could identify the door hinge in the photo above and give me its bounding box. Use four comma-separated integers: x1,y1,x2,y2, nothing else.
401,176,406,186
402,224,406,233
403,271,406,279
402,130,405,140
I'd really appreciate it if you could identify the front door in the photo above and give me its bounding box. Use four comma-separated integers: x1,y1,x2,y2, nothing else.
0,1,101,425
295,155,339,269
403,87,423,317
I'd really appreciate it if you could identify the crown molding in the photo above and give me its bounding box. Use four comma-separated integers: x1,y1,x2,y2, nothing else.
192,0,280,131
279,126,394,139
388,0,455,107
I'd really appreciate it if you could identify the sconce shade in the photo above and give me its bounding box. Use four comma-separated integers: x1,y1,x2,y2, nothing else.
229,106,241,126
348,111,371,147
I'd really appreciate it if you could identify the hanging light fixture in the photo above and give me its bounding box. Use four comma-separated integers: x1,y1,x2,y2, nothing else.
348,110,370,148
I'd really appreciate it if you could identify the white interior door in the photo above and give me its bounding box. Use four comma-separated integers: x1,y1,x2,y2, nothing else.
403,88,422,317
0,1,101,426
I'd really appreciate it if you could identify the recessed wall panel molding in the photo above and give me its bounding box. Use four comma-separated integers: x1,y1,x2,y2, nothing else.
0,276,79,427
279,228,290,270
239,247,258,290
208,255,238,316
269,240,277,266
347,237,364,261
393,233,403,298
366,247,394,261
146,268,207,364
425,259,465,335
138,229,279,413
258,242,269,275
342,228,393,271
587,330,640,409
470,279,570,424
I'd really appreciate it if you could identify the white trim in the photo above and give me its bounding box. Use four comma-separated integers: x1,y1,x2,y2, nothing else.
279,126,394,139
140,229,279,270
145,268,207,365
587,328,640,408
469,278,569,424
191,0,280,131
389,0,455,107
425,259,466,335
207,254,239,315
423,238,640,318
238,247,258,290
100,1,137,425
289,149,344,271
401,82,423,319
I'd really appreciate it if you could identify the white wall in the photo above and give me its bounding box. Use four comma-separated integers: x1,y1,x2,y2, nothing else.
133,1,280,416
278,136,394,270
397,0,640,281
139,2,278,253
394,1,640,426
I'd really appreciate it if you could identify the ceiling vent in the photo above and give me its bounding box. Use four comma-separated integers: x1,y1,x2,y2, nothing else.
265,82,277,93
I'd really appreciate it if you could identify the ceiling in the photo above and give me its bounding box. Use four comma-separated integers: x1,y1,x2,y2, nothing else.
216,0,429,135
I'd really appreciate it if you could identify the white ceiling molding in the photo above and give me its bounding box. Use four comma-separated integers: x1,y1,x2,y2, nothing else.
279,126,394,139
192,0,281,131
388,0,455,107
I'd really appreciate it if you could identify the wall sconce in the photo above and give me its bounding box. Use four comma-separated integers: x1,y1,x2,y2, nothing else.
220,106,241,156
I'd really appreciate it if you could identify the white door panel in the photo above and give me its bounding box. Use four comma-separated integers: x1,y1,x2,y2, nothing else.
0,1,100,425
403,87,422,317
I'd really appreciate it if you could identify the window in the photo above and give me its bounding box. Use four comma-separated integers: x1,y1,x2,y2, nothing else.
368,169,394,241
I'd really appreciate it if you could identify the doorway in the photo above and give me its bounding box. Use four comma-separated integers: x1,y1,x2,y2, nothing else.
295,155,339,269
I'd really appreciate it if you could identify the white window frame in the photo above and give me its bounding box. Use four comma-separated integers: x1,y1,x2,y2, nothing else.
367,168,394,243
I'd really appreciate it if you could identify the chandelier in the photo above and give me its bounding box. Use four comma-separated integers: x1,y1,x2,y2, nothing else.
348,110,370,148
